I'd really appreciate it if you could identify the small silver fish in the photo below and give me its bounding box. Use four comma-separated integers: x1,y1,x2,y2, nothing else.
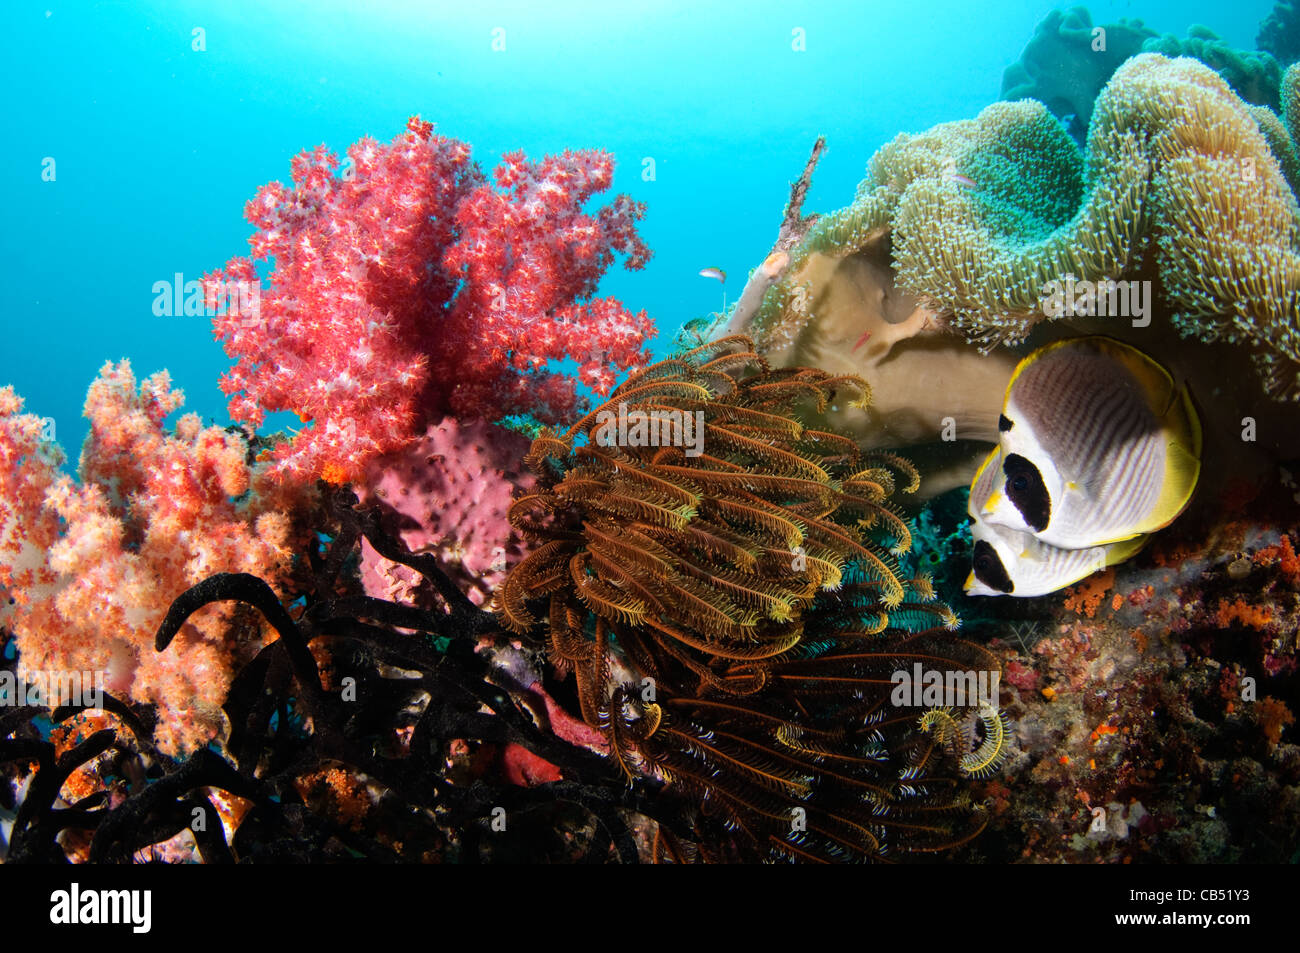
698,267,726,283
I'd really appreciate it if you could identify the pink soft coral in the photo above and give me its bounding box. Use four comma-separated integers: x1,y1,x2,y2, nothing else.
0,363,301,755
206,116,654,484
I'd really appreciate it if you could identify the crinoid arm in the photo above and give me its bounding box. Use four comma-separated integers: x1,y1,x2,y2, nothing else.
494,338,1001,861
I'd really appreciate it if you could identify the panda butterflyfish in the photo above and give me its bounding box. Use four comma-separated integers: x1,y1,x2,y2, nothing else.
978,336,1202,551
965,449,1147,597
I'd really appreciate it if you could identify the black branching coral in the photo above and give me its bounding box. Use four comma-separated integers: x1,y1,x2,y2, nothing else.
0,350,1003,863
496,336,1002,861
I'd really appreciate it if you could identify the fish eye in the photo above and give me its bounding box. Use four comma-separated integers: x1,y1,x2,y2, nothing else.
971,540,1014,594
1002,453,1050,533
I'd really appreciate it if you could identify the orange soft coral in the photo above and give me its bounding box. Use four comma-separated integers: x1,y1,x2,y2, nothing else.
1214,597,1275,630
294,767,376,831
1062,568,1115,618
1254,534,1300,587
1256,696,1295,748
50,711,122,802
0,386,63,602
0,362,304,754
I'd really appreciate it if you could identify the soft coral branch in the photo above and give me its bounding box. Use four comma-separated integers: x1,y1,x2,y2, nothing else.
207,116,654,483
0,363,302,755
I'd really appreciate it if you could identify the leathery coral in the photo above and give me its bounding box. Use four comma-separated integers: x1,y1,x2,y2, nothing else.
0,363,300,755
1000,6,1156,142
206,116,654,484
1001,8,1283,143
745,54,1300,403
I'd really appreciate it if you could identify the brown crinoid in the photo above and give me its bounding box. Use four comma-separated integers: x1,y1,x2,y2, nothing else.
496,335,1000,861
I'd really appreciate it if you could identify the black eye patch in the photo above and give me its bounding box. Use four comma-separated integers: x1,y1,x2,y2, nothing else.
1002,453,1050,532
972,539,1014,594
998,414,1013,432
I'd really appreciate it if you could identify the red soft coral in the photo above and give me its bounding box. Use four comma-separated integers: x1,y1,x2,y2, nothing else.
206,117,654,483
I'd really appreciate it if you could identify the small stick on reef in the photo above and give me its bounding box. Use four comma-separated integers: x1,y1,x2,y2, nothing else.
721,135,825,336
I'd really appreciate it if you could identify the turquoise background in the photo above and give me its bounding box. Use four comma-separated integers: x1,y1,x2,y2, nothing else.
3,0,1274,453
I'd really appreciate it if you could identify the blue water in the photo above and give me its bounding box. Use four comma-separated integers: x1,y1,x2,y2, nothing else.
4,0,1275,453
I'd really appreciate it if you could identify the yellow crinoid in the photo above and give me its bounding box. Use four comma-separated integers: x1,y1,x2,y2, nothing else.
494,335,919,722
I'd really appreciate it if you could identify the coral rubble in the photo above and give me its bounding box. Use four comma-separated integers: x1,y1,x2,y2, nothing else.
957,516,1300,863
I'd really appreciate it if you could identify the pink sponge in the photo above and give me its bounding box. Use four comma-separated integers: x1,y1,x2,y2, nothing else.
357,417,534,607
